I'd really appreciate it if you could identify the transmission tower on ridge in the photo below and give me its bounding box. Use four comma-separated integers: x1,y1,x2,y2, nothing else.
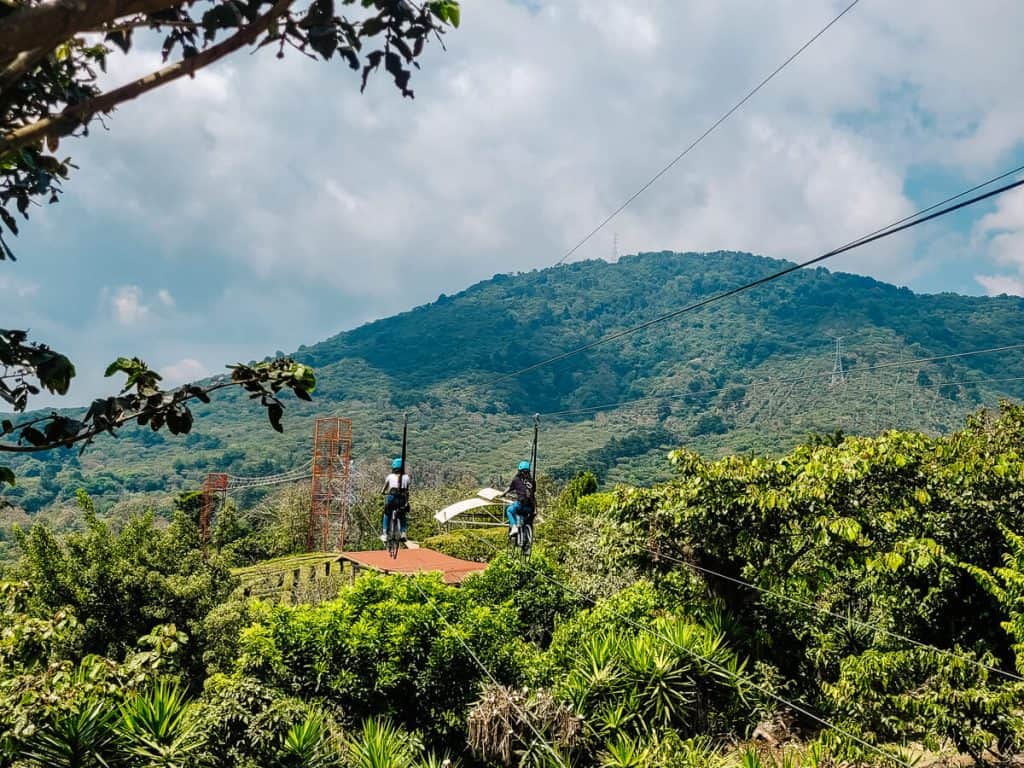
309,416,353,551
830,336,847,387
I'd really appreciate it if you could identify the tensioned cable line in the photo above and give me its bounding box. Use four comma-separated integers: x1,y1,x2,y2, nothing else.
554,0,861,267
548,511,1024,684
538,343,1024,417
225,457,314,483
493,167,1024,388
408,578,566,768
622,539,1024,683
462,531,913,768
546,373,1024,430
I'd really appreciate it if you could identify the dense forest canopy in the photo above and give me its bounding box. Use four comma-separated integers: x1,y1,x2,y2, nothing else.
4,403,1024,765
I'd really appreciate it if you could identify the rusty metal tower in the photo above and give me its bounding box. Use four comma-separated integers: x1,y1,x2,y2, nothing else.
199,472,229,544
309,416,353,551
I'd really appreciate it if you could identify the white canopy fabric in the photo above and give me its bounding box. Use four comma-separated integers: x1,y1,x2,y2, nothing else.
476,487,505,501
434,488,508,524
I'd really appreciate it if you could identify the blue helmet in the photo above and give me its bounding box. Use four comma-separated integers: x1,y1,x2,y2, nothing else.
392,458,403,471
518,460,531,471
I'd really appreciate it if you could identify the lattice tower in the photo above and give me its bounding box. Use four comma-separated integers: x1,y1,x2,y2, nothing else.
199,472,229,544
309,417,353,551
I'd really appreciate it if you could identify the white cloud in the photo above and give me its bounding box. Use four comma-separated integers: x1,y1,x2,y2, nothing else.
11,0,1024,404
159,357,211,386
0,274,38,299
976,274,1024,297
968,191,1024,296
109,285,150,325
974,192,1024,269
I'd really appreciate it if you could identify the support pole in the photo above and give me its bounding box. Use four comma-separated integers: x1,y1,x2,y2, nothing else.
531,414,539,479
400,413,408,474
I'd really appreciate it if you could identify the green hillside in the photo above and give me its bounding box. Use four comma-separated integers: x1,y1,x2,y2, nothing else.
5,250,1024,517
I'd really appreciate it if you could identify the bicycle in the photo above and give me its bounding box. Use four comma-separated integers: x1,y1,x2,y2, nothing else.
385,504,405,559
508,512,534,559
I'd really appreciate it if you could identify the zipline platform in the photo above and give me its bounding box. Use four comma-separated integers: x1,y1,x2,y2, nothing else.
339,548,487,585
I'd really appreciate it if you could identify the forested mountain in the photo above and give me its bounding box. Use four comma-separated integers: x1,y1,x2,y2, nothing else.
7,250,1024,767
6,250,1024,519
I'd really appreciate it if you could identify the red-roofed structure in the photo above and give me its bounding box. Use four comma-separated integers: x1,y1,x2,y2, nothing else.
339,548,487,585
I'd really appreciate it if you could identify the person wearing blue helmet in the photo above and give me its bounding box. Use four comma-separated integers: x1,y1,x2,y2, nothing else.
505,460,536,536
381,457,411,542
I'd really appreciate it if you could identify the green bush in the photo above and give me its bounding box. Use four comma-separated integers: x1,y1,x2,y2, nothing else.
461,553,579,647
8,493,236,677
422,527,508,563
234,573,536,749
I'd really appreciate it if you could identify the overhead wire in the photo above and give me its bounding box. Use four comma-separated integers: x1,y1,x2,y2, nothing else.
538,342,1024,417
559,374,1024,427
617,539,1024,683
554,0,860,266
493,168,1024,387
408,577,566,767
460,529,914,768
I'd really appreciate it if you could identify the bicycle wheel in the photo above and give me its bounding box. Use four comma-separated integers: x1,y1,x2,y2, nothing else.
387,513,400,559
521,523,533,558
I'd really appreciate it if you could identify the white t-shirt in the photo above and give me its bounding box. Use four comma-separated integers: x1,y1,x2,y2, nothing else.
385,473,411,491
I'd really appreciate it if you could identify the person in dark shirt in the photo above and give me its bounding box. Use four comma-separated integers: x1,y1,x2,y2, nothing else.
505,460,536,536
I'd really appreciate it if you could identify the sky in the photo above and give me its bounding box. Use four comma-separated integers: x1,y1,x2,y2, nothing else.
6,0,1024,407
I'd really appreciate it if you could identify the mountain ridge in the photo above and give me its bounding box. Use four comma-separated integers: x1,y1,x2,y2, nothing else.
4,250,1024,526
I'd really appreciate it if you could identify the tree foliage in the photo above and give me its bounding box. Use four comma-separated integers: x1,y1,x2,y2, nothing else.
8,405,1024,764
0,0,461,260
0,334,316,488
7,490,236,673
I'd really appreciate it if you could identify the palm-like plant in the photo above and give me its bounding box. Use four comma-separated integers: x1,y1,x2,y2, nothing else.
22,697,118,768
619,634,695,733
739,746,764,768
276,709,341,768
592,696,640,739
117,679,206,767
598,735,649,768
559,635,623,717
415,752,460,768
345,718,420,768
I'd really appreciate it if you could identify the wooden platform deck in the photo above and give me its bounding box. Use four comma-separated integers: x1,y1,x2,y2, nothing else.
339,548,487,584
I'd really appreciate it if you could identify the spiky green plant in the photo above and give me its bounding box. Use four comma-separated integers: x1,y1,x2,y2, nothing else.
415,752,460,768
598,735,649,768
738,746,764,768
22,697,118,768
619,633,695,733
117,679,206,767
276,709,340,768
345,718,421,768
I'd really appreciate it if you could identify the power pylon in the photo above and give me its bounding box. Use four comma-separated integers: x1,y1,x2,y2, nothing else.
830,336,847,387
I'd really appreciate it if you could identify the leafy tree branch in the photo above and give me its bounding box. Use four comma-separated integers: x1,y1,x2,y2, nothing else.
0,0,461,259
0,328,316,486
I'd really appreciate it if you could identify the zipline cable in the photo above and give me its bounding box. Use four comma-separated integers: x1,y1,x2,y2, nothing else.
625,539,1024,683
547,512,1024,683
494,169,1024,386
562,372,1024,423
226,458,314,482
461,530,913,768
539,342,1024,417
554,0,861,267
408,578,566,767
